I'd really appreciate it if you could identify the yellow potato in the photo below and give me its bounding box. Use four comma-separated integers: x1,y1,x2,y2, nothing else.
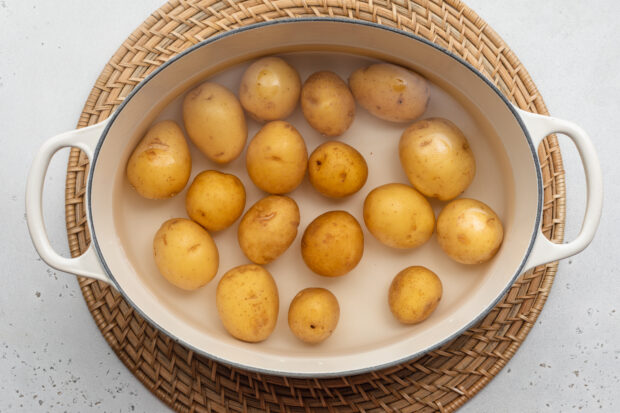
436,198,504,264
183,82,247,163
388,266,442,324
185,170,246,232
246,121,308,194
153,218,219,291
126,120,191,199
308,141,368,198
238,195,300,264
301,71,355,136
301,211,364,277
349,63,430,123
239,57,301,122
216,264,279,343
288,288,340,344
363,183,435,249
399,118,476,201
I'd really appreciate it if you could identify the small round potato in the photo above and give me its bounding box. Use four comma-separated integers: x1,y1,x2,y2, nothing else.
436,198,504,264
216,264,279,343
238,195,300,264
308,141,368,198
388,266,442,324
363,183,435,249
301,211,364,277
239,57,301,121
301,71,355,136
288,288,340,344
126,120,191,199
399,118,476,201
183,82,247,164
246,121,308,194
153,218,219,291
185,170,246,232
349,63,430,123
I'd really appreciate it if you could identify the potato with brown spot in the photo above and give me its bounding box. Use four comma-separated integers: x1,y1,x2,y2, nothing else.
185,170,246,232
301,71,355,136
399,118,476,201
126,120,191,199
301,211,364,277
388,266,442,324
288,288,340,344
308,141,368,198
153,218,219,290
349,63,430,123
238,195,300,264
216,264,279,342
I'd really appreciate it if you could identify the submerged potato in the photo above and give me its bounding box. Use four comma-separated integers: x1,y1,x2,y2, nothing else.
126,120,191,199
239,57,301,121
185,170,246,232
288,288,340,344
238,195,300,264
153,218,219,291
399,118,476,201
308,141,368,198
388,266,442,324
301,211,364,277
183,82,247,163
216,264,279,343
349,63,430,123
436,198,504,264
301,71,355,136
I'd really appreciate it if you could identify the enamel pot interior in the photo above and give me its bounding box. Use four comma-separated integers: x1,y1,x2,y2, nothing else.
89,19,541,376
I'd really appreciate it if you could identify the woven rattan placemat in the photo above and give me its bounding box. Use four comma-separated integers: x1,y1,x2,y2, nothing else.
64,1,566,411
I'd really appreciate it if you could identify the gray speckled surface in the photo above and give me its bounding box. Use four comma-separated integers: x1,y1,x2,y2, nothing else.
1,0,618,411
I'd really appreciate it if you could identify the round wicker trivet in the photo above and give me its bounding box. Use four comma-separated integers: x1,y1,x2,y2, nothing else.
65,1,566,411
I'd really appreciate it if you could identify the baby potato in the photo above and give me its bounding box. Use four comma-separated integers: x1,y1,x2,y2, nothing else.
436,198,504,264
239,56,301,122
301,71,355,136
349,63,430,123
185,170,246,232
363,183,435,249
183,82,247,163
388,266,442,324
288,288,340,344
153,218,219,291
308,141,368,198
238,195,300,264
399,118,475,201
301,211,364,277
216,264,279,343
126,120,191,199
246,121,308,194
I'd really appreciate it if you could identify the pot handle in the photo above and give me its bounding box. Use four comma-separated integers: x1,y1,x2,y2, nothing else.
26,120,112,285
517,109,603,270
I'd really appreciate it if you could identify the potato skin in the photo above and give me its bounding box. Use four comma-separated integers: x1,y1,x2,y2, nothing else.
126,120,191,199
239,57,301,122
216,264,279,343
288,288,340,344
238,195,300,264
308,141,368,198
363,183,435,249
153,218,219,290
246,121,308,194
183,82,247,163
436,198,504,264
301,71,355,136
388,266,442,324
399,118,475,201
185,170,246,232
301,211,364,277
349,63,430,123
